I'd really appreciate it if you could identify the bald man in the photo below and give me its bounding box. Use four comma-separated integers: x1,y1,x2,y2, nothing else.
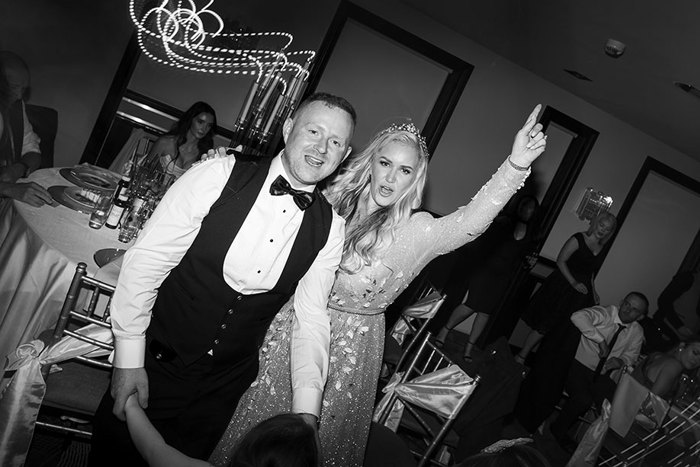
0,51,53,206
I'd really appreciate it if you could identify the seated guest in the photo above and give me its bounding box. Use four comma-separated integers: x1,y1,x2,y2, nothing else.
0,51,53,206
455,438,550,467
549,292,648,446
125,394,318,467
140,101,217,180
633,338,700,399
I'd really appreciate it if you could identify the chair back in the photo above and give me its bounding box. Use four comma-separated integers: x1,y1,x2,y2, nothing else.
25,104,58,169
376,332,480,467
49,262,115,370
386,287,446,374
597,373,700,467
34,262,115,438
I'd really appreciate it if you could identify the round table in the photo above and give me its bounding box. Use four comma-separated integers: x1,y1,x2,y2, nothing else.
0,167,132,363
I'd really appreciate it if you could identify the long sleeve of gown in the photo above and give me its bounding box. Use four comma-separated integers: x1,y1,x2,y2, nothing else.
417,159,530,258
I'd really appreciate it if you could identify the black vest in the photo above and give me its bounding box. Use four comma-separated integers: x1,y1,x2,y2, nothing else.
149,157,334,366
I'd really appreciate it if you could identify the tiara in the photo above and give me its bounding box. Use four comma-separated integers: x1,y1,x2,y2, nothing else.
481,438,533,454
378,122,429,157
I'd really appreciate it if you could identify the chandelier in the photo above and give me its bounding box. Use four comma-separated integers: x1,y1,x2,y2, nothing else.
129,0,316,154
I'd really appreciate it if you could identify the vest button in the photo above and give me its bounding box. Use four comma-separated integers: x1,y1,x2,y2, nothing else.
221,323,227,329
214,339,220,345
227,309,234,315
236,296,242,301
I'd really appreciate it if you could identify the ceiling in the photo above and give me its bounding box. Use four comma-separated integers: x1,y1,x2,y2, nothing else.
402,0,700,160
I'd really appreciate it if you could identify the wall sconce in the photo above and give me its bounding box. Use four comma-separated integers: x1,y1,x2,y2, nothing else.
576,187,613,221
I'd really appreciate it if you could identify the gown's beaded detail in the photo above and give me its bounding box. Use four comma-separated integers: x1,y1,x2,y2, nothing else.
209,161,529,466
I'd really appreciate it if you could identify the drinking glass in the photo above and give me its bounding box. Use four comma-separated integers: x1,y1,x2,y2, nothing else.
118,224,139,243
88,192,112,229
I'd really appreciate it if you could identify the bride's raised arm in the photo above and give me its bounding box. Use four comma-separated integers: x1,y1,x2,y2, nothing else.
426,105,547,256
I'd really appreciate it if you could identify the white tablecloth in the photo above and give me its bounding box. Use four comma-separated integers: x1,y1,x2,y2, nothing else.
0,167,132,364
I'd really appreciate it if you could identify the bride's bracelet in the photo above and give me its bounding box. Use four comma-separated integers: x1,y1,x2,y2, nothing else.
508,156,529,171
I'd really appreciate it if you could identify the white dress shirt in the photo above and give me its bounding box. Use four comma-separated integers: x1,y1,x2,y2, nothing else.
571,304,644,373
111,155,345,415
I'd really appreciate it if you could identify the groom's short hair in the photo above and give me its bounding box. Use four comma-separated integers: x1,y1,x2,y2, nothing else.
294,92,357,127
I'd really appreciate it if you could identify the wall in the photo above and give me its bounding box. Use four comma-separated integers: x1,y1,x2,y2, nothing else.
0,0,133,168
354,0,700,309
4,0,700,310
0,0,341,168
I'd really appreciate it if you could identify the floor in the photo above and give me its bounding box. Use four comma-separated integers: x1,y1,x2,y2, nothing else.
26,330,574,467
26,421,91,467
438,330,574,467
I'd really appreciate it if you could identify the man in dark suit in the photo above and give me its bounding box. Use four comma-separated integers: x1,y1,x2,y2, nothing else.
90,93,356,465
0,50,53,206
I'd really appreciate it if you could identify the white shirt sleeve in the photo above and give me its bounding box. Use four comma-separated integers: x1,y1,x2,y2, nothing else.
21,103,41,156
111,159,234,368
617,325,644,366
290,212,345,416
570,305,608,344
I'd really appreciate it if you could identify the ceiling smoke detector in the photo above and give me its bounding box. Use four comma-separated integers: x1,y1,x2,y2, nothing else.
674,81,700,99
604,38,626,58
564,69,593,81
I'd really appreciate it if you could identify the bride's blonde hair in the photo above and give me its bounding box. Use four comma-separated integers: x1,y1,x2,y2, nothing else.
325,124,429,273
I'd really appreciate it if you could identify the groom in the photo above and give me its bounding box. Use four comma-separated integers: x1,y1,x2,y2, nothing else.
90,93,356,464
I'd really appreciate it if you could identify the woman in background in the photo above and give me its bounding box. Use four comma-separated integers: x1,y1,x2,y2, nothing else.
515,212,617,364
634,338,700,398
436,195,540,360
146,101,217,180
210,106,547,466
515,212,617,434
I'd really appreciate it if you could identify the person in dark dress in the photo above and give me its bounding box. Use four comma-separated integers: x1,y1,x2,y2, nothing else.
514,212,617,433
515,212,617,364
436,195,539,359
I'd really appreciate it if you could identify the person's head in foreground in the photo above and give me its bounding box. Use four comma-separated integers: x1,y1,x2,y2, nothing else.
456,438,550,467
229,413,319,467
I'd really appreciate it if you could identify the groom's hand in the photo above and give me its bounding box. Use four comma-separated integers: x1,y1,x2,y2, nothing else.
297,412,319,429
111,367,149,421
297,413,321,459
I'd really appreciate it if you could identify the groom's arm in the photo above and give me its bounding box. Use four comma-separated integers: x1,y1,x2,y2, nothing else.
290,213,346,418
110,158,234,419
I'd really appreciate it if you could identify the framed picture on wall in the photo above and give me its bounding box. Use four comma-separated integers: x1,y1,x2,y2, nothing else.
304,1,473,156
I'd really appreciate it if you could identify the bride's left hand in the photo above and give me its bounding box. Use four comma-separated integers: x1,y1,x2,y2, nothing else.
510,104,547,168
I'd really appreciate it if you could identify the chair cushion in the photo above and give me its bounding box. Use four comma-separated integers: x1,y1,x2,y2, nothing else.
383,335,403,366
364,422,418,467
398,406,459,447
43,361,110,416
25,104,58,169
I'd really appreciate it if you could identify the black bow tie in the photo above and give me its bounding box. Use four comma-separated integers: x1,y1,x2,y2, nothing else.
269,175,315,210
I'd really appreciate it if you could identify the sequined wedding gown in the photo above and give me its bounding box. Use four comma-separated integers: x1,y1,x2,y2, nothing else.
209,160,528,466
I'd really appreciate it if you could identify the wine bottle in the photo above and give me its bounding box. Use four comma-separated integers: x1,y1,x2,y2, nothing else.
105,192,129,229
113,174,131,203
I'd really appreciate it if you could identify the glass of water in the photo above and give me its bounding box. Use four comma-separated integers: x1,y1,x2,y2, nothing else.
88,193,112,229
